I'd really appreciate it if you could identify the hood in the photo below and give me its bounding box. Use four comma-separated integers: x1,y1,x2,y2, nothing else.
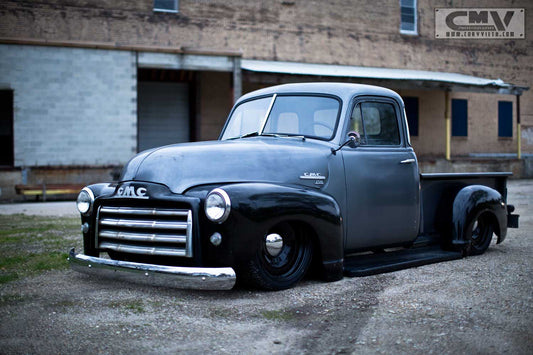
120,137,332,194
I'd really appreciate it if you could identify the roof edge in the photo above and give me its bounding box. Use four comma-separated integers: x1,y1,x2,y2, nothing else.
242,59,528,95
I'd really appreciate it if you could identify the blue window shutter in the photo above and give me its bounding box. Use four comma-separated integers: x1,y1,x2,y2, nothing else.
498,101,513,137
403,96,419,136
452,99,468,137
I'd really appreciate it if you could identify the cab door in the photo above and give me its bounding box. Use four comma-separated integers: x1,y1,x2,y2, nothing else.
342,97,420,252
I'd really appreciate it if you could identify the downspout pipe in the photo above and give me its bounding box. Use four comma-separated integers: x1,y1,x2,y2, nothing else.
445,89,451,161
517,94,521,160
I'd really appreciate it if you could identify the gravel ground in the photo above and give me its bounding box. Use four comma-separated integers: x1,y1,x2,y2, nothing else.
0,180,531,354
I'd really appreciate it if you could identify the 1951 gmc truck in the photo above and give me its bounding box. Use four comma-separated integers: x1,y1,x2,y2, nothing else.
70,83,519,290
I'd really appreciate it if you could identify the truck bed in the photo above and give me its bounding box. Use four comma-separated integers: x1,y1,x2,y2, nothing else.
419,172,511,237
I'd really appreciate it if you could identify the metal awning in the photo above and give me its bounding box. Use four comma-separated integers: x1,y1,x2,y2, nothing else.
241,59,528,95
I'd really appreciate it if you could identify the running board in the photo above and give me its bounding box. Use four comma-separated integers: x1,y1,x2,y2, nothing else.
343,246,463,277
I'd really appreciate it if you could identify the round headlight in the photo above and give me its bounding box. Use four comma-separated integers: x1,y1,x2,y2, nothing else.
205,188,231,223
76,187,94,215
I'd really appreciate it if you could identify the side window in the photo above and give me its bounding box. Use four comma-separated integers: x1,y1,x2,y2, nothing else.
350,104,365,144
350,102,400,146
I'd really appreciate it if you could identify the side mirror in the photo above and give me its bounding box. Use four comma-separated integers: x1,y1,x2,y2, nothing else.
331,131,361,155
347,131,361,147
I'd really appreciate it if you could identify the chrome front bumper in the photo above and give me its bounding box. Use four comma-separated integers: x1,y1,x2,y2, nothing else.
68,248,236,290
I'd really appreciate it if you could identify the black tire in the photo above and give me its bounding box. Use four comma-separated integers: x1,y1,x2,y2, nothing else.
239,222,313,290
466,213,494,256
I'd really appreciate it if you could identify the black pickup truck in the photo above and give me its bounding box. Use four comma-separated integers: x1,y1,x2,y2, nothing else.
70,83,519,290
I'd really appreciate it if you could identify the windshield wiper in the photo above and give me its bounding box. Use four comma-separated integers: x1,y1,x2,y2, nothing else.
228,131,260,140
229,132,305,141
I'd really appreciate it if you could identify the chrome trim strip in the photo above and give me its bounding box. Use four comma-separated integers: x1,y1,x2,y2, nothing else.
299,175,326,180
185,210,193,257
99,218,188,230
100,206,189,217
99,230,187,244
400,158,416,164
96,205,194,258
68,248,236,291
99,242,188,257
95,205,102,247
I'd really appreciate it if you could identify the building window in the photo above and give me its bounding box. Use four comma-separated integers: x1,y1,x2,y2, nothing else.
403,97,419,136
452,99,468,137
0,90,14,166
400,0,418,35
498,101,513,138
154,0,178,13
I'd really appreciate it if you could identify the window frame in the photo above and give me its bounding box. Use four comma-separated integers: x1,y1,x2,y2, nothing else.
400,0,418,36
220,93,342,142
153,0,178,13
347,96,405,148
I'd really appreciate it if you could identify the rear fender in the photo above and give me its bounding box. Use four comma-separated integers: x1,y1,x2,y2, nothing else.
452,185,507,247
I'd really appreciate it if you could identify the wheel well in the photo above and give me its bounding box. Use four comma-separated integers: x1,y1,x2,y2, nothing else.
277,220,322,275
480,210,501,238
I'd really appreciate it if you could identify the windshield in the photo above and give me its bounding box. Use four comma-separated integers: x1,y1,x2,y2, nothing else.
221,95,340,140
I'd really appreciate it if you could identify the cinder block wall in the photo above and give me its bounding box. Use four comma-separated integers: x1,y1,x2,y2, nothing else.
0,44,137,167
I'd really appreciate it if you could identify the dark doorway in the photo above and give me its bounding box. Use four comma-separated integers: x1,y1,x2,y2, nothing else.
137,69,196,152
0,90,14,166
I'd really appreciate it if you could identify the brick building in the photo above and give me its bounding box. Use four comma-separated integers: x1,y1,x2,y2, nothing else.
0,0,531,200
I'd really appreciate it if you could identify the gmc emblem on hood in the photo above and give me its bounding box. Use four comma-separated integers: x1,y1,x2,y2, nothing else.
116,186,149,199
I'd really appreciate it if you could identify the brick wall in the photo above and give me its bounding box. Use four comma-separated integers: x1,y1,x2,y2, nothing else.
1,0,529,149
0,44,137,166
0,0,531,155
400,89,520,157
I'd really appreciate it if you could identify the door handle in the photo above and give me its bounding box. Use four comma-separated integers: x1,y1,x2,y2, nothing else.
400,158,416,164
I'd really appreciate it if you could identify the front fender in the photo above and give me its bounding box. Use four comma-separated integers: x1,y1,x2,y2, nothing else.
195,183,344,280
452,185,507,247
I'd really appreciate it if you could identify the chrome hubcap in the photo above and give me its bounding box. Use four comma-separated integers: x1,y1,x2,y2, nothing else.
265,233,283,257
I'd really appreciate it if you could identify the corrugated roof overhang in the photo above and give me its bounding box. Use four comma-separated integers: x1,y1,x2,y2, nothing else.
241,59,528,95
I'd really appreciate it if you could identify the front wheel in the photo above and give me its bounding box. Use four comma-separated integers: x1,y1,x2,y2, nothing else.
238,222,312,290
466,213,494,256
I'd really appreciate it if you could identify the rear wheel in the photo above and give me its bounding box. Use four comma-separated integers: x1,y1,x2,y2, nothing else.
467,213,494,256
239,222,312,290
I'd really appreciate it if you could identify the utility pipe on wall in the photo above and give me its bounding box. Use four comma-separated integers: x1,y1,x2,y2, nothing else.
445,90,451,161
517,94,521,160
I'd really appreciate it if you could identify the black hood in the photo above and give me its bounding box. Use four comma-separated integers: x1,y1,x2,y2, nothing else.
120,137,332,194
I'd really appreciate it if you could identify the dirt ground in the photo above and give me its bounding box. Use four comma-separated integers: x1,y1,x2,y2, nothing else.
0,180,531,354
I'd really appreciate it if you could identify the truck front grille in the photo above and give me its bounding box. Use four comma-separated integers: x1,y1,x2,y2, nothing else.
96,206,193,258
